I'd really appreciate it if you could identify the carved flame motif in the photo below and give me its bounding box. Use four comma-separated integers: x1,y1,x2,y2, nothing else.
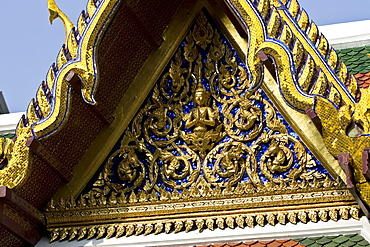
82,11,332,204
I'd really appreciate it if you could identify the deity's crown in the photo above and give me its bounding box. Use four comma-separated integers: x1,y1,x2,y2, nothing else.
195,83,207,94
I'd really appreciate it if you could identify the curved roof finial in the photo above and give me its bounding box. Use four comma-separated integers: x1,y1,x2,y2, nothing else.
48,0,74,39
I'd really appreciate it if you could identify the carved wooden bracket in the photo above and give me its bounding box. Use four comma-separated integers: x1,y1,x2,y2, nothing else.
305,108,322,135
66,71,115,125
0,186,44,246
362,147,370,181
258,51,277,81
338,152,370,218
26,136,73,182
338,153,354,188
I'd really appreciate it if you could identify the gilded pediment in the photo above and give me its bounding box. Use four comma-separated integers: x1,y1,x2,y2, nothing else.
45,11,358,242
5,0,370,245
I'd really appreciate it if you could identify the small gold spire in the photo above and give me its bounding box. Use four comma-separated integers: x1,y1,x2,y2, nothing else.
48,0,74,39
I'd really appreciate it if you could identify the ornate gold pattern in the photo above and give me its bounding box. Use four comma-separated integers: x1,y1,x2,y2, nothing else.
0,124,32,189
0,138,13,168
45,11,359,242
21,0,118,139
48,0,74,39
3,0,370,242
47,205,360,241
9,0,370,208
225,0,370,206
75,12,332,199
8,0,368,211
229,0,360,109
0,0,118,190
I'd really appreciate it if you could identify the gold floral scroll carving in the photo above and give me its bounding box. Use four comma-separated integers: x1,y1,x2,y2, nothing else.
45,10,358,241
84,11,330,197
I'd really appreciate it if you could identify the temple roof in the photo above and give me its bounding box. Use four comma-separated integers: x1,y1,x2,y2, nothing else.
196,234,370,247
354,71,370,89
337,46,370,74
3,0,370,246
336,46,370,89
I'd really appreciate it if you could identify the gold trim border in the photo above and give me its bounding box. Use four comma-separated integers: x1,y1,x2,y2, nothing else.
48,205,360,242
45,188,355,226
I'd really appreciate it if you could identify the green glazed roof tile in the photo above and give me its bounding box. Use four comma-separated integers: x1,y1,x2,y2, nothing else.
299,238,316,246
358,56,369,61
324,242,340,247
337,46,370,74
357,239,370,246
347,50,359,56
296,234,370,247
348,234,365,242
197,234,370,247
307,243,322,247
363,65,370,71
327,236,339,239
309,237,324,240
332,235,350,244
316,237,333,245
0,134,14,139
342,240,358,247
346,57,360,62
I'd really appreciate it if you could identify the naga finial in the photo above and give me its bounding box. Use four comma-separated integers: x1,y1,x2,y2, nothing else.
48,0,74,39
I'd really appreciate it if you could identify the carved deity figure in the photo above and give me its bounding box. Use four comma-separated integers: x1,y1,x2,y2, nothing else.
152,106,167,131
117,149,140,183
238,99,259,130
265,140,293,173
181,84,223,157
161,151,188,180
184,85,216,135
220,148,240,177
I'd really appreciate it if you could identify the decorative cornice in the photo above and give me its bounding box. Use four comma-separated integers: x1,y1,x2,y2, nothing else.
47,204,360,242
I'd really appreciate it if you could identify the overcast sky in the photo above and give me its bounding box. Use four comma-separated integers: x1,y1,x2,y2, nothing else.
1,0,369,113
